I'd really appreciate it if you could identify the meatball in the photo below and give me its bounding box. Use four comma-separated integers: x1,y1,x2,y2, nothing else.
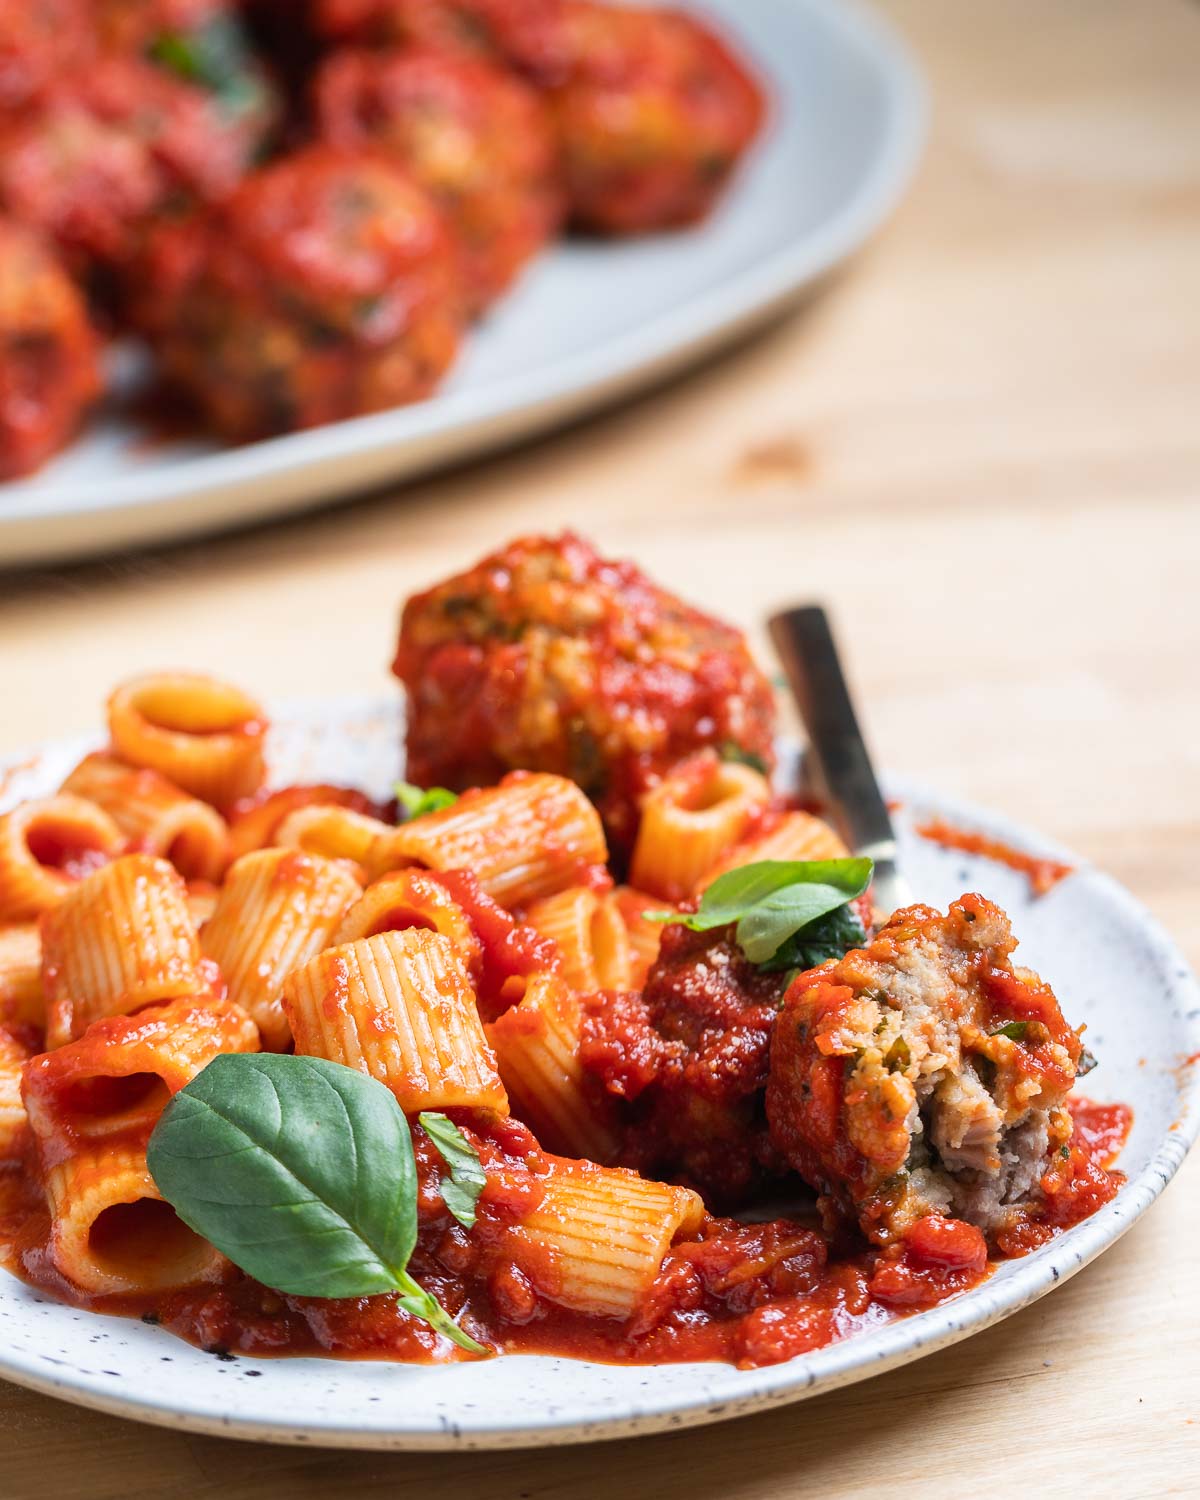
313,0,569,84
314,47,563,312
92,0,231,53
0,0,94,115
143,145,465,440
0,56,270,280
392,532,778,852
767,894,1086,1246
0,221,101,478
582,923,790,1206
547,2,765,234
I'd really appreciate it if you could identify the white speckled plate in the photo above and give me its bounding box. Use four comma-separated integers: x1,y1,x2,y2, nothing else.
0,700,1197,1449
0,0,925,566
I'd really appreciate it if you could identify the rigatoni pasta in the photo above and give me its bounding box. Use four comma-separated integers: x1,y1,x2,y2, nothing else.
61,751,229,882
283,929,507,1113
696,809,849,892
272,803,397,883
495,1161,703,1319
43,1144,227,1295
383,773,607,909
0,794,124,922
107,672,266,808
487,974,620,1161
333,869,482,977
200,849,362,1050
610,887,671,988
0,1029,30,1158
523,887,631,994
42,854,208,1048
630,754,770,902
0,923,43,1028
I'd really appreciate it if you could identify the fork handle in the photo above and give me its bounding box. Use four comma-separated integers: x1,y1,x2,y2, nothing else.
768,605,913,915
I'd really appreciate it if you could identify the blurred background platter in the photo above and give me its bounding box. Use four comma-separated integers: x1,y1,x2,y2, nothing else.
0,0,924,568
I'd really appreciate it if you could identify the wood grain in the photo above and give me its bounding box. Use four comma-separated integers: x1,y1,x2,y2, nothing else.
1,0,1198,1494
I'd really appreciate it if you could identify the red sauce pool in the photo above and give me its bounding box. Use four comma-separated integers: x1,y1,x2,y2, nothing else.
0,1097,1131,1370
916,818,1074,896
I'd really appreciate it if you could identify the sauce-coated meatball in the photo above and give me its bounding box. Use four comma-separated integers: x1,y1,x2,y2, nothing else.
143,145,465,440
315,47,563,312
767,894,1086,1245
0,221,101,478
548,2,765,234
393,532,777,851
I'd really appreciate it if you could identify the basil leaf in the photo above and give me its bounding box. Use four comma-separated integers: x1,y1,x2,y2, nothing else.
147,1054,485,1354
396,781,459,820
418,1112,486,1230
651,858,873,966
760,902,867,975
990,1021,1029,1041
717,741,770,776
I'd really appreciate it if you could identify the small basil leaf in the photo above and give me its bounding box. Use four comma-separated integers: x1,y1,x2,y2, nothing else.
418,1111,487,1230
717,742,770,776
396,781,459,820
990,1021,1029,1042
147,1055,485,1354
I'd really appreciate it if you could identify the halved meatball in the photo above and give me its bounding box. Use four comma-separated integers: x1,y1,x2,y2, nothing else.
393,532,778,853
314,47,563,312
767,894,1085,1245
142,145,465,440
547,2,765,234
0,220,102,478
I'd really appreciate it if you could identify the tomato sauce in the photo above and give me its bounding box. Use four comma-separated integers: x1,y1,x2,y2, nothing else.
0,1095,1131,1369
916,818,1074,896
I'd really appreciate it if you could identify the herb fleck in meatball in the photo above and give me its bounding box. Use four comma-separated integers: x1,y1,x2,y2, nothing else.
0,220,101,478
393,532,778,852
0,55,271,280
767,894,1086,1245
547,2,765,234
143,145,465,440
315,47,563,313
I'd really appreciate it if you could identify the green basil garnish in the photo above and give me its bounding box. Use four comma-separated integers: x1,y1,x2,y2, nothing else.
990,1021,1029,1042
717,742,770,776
418,1112,487,1230
395,781,459,820
759,901,868,977
649,857,872,965
146,1054,485,1354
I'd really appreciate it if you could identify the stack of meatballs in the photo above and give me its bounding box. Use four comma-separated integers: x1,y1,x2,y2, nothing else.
0,0,765,478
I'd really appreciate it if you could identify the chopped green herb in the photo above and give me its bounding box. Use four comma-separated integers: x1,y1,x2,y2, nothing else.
418,1112,487,1230
717,742,770,776
1060,1144,1071,1159
990,1021,1029,1042
396,781,459,820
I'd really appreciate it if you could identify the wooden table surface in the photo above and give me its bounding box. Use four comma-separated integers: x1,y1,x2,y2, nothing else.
2,0,1198,1494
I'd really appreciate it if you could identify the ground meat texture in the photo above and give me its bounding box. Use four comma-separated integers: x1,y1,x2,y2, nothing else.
546,2,765,234
0,220,102,479
766,893,1084,1245
581,923,790,1206
140,144,465,440
393,532,777,854
313,0,570,85
0,55,270,280
314,47,563,313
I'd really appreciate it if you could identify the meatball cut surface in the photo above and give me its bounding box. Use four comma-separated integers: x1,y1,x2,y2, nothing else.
0,221,101,479
767,894,1085,1245
315,47,563,312
143,145,465,440
547,2,765,234
393,532,777,852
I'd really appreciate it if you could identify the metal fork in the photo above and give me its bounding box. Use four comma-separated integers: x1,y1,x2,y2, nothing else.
768,605,913,917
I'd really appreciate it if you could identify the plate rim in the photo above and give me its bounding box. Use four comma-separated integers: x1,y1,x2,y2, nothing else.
0,704,1197,1449
0,0,928,564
